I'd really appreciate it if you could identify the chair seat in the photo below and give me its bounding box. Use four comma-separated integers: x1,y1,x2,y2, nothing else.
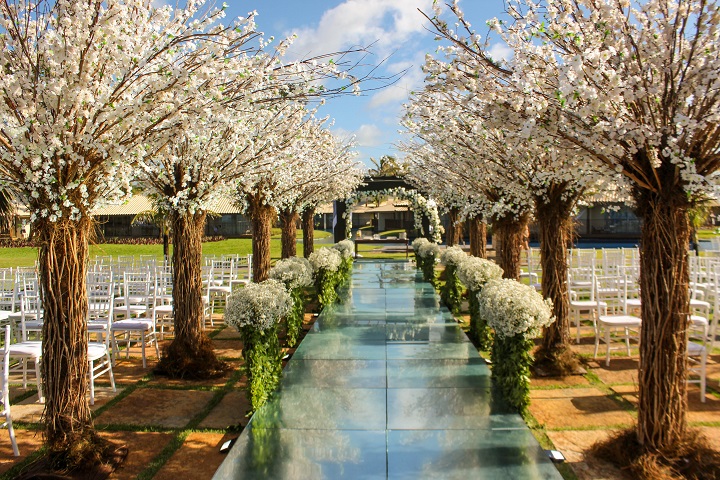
691,315,709,327
571,300,606,308
87,343,109,361
154,304,173,314
625,298,641,308
111,319,153,331
598,315,641,327
690,299,710,309
7,341,42,357
688,341,707,356
208,285,232,295
0,311,10,321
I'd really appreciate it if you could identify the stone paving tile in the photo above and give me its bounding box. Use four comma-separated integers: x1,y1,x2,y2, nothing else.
545,430,632,480
529,388,635,429
153,432,235,480
211,339,243,359
530,374,591,388
587,358,641,385
96,388,214,429
198,391,250,430
698,427,720,451
612,384,720,423
101,431,175,480
0,428,44,475
213,327,240,340
152,361,242,389
112,358,156,384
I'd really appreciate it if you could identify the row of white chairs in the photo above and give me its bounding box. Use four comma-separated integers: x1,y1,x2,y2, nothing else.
0,254,253,454
568,270,711,402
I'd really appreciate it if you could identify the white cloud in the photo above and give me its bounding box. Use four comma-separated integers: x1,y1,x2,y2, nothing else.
283,0,434,60
488,43,514,63
367,53,426,109
333,124,385,148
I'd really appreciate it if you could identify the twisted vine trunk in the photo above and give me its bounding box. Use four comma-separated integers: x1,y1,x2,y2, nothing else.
493,214,529,280
249,198,275,282
446,207,462,246
280,208,298,259
535,194,577,374
469,216,487,258
302,207,315,258
636,188,690,451
158,211,224,379
39,217,99,467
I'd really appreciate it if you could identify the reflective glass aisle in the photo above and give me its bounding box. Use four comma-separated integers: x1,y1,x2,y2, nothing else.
213,260,562,479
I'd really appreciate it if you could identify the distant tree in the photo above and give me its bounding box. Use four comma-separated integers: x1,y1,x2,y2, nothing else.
368,155,407,177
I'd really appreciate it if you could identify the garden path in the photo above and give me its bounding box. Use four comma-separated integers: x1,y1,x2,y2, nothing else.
214,259,563,479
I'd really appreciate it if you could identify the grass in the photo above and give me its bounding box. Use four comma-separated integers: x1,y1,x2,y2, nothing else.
0,230,335,268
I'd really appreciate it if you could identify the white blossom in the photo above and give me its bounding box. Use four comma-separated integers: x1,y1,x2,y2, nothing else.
456,256,504,291
478,279,555,339
225,279,292,331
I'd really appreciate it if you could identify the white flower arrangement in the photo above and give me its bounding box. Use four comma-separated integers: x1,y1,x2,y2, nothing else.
333,239,355,259
225,279,292,332
411,237,430,252
269,257,314,290
440,246,467,267
308,247,342,273
417,241,441,259
478,279,554,339
457,256,504,292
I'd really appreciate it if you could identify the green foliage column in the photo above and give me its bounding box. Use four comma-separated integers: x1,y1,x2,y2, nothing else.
269,257,314,348
309,247,343,309
225,279,292,412
468,290,493,351
478,278,554,413
457,256,504,351
439,246,468,314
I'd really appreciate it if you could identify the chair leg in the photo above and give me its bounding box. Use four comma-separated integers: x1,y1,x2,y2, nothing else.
4,397,18,456
605,329,612,367
107,351,116,393
89,360,95,406
141,334,146,369
35,360,44,403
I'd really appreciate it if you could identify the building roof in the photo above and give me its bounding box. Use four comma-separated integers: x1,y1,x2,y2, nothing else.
93,195,244,216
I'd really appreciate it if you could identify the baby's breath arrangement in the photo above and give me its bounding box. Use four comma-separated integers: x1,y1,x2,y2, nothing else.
412,237,430,270
226,279,292,411
269,257,313,347
333,239,355,276
417,241,440,284
457,256,504,349
478,279,555,412
439,246,466,313
309,247,343,308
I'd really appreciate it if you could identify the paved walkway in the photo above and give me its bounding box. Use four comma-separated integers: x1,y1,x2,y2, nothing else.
214,260,563,479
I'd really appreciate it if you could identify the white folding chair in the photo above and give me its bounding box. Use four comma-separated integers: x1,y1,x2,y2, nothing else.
568,267,604,343
111,272,158,368
1,324,19,455
593,275,642,366
687,340,708,403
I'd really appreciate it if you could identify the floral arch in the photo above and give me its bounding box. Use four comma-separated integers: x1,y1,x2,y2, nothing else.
342,186,443,243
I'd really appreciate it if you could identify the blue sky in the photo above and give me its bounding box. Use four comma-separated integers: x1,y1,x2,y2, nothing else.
222,1,509,169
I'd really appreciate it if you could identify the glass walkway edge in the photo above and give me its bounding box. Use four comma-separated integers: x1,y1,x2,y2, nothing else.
213,260,563,479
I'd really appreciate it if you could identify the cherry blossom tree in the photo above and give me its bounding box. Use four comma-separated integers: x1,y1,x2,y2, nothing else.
426,0,720,467
0,0,272,468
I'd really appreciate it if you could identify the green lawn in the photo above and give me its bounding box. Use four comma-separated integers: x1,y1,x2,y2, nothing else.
0,230,334,269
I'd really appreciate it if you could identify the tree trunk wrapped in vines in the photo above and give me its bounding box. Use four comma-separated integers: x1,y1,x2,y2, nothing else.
38,217,113,468
636,188,691,451
302,207,315,258
493,214,529,280
248,196,276,282
157,212,226,379
445,206,462,247
534,194,578,375
279,208,298,259
469,216,487,258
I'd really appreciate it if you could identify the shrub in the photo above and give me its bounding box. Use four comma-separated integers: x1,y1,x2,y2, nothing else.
269,257,313,347
225,279,292,411
439,246,467,313
478,279,554,412
457,256,504,349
